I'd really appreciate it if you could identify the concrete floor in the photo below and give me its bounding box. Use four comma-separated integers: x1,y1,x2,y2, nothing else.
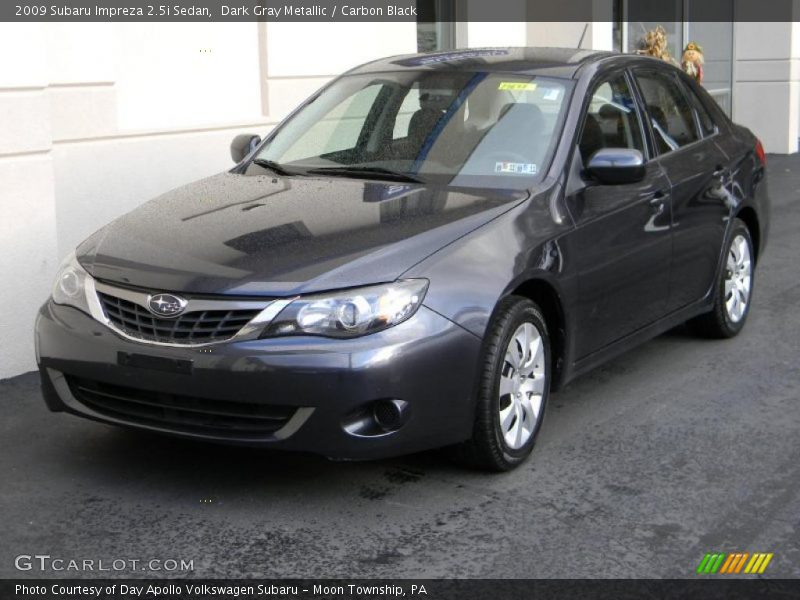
1,155,798,579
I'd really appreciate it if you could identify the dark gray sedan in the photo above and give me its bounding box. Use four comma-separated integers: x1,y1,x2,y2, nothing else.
36,48,769,470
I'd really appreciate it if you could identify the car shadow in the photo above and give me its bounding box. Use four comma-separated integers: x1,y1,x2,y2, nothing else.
67,422,462,496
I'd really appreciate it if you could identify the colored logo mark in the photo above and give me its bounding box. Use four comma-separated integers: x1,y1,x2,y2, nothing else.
696,552,774,574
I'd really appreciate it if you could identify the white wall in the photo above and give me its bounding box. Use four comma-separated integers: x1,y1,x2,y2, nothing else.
466,23,528,47
114,24,264,130
461,20,613,58
733,22,800,153
0,21,415,380
0,23,58,381
263,22,415,116
525,22,613,50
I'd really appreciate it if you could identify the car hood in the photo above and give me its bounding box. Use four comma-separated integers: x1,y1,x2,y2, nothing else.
77,172,529,296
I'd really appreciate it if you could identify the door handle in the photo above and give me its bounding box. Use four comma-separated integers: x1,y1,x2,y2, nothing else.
647,190,668,219
650,201,665,217
644,190,670,232
647,189,668,205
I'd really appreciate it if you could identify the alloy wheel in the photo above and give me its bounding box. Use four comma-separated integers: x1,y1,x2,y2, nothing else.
724,234,752,323
498,322,546,450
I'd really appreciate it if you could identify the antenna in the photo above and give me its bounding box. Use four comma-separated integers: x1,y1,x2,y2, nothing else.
577,23,588,49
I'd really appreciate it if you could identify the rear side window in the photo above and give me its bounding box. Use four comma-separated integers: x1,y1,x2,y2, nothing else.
635,71,701,154
684,84,718,137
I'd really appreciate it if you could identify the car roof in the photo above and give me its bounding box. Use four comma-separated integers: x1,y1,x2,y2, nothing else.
347,47,620,79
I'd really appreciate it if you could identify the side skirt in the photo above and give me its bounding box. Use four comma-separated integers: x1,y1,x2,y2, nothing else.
560,298,713,388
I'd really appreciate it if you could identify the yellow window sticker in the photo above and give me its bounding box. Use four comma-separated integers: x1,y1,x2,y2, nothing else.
498,82,537,91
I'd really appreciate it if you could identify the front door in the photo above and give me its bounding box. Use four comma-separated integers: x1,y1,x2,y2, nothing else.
566,71,673,358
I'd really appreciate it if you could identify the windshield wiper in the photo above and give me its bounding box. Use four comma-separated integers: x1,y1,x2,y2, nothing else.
306,165,423,183
251,158,298,177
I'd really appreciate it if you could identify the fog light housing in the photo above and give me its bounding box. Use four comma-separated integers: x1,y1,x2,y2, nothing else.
342,399,410,437
372,399,408,431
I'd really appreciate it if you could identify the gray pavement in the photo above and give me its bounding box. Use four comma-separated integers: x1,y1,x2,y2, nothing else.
1,155,798,579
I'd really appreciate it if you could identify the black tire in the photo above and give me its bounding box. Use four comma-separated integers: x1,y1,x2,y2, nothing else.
689,218,755,339
452,296,551,472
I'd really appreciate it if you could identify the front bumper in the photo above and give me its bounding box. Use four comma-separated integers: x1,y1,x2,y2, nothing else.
35,301,482,460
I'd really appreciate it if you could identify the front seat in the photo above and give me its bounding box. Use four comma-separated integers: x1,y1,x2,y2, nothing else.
398,107,444,160
598,103,625,148
408,107,444,140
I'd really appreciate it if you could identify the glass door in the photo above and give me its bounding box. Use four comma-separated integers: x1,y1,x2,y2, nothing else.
687,1,734,115
621,0,734,116
416,0,457,52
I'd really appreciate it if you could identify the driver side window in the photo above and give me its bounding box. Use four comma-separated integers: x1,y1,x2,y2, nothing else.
578,75,644,165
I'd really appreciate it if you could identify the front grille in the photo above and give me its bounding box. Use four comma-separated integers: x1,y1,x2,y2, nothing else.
98,292,260,344
67,376,296,438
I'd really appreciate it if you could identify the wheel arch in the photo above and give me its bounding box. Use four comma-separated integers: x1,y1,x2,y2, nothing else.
508,277,569,391
736,206,761,263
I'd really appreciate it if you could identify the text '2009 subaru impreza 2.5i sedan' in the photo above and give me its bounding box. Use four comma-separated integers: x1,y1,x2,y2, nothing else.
36,48,769,471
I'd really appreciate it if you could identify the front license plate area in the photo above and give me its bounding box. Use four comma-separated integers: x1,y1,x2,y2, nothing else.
117,352,193,375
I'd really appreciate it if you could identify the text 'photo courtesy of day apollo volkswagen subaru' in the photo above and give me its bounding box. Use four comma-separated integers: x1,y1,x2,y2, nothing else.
36,48,769,471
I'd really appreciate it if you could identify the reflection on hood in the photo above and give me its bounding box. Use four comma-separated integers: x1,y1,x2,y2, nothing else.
78,172,528,296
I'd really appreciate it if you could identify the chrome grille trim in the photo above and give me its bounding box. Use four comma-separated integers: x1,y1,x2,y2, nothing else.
86,279,294,348
93,280,271,312
97,292,261,344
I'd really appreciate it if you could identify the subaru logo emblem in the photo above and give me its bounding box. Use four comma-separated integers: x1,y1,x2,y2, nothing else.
147,293,188,317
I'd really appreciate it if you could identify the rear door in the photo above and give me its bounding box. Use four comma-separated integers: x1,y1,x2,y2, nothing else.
632,69,730,311
565,70,673,358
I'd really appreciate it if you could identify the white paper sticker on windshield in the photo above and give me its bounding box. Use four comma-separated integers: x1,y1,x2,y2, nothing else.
542,88,561,101
495,162,538,175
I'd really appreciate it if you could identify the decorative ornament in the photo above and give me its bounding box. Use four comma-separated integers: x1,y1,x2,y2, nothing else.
637,26,678,65
681,41,705,83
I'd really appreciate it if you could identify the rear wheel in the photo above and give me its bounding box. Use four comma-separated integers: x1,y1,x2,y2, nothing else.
690,219,754,338
453,296,550,471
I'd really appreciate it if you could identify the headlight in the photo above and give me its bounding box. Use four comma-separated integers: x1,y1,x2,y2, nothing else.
51,252,93,314
262,279,429,338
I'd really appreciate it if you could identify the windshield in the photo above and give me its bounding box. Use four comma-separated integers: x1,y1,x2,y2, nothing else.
251,70,572,189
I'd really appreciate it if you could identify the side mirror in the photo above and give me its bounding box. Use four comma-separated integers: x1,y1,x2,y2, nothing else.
586,148,645,185
230,133,262,164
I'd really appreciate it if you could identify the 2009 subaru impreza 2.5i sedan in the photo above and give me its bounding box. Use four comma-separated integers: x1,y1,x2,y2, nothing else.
36,48,769,471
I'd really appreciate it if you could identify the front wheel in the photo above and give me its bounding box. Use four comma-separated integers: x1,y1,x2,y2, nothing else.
689,218,755,338
452,296,551,471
